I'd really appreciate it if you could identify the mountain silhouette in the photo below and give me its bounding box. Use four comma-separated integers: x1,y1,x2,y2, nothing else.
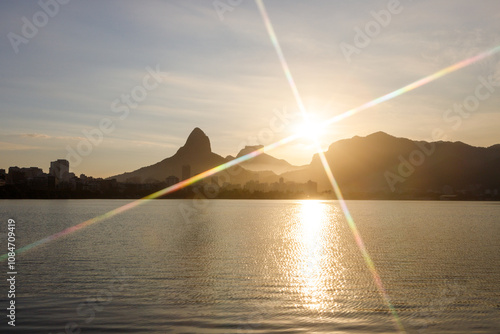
228,145,306,175
110,128,500,196
111,128,226,183
282,132,500,193
110,128,272,184
176,127,211,157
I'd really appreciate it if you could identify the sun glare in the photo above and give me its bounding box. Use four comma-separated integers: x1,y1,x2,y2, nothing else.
294,114,326,142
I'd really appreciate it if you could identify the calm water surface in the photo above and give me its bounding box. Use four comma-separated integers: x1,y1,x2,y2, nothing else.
0,200,499,333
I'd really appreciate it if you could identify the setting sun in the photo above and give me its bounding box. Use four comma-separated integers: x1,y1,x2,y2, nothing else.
2,1,499,333
294,114,327,142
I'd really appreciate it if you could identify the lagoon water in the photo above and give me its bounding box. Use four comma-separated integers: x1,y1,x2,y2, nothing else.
0,199,499,333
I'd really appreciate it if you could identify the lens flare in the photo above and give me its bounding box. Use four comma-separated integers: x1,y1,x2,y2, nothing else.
0,134,298,262
294,118,326,142
255,0,405,331
324,45,500,127
2,4,499,332
3,41,497,263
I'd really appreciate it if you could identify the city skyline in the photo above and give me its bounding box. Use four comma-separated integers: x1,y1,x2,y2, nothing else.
3,128,499,202
1,0,500,178
2,2,499,332
3,127,500,181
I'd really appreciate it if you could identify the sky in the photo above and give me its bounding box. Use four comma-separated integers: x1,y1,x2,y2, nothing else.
1,0,500,178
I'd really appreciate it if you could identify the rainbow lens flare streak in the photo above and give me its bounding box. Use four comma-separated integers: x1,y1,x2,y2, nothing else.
255,0,308,119
2,36,497,264
316,149,405,332
0,5,498,331
0,134,298,262
324,45,500,127
255,0,405,331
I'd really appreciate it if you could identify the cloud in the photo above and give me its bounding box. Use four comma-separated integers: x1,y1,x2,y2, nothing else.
0,141,45,151
21,133,51,139
18,133,85,141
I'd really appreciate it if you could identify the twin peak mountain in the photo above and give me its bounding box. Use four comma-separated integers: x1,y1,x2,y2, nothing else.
110,128,500,193
111,127,299,186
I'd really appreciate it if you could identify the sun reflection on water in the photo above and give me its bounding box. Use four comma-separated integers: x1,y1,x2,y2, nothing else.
290,200,345,311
